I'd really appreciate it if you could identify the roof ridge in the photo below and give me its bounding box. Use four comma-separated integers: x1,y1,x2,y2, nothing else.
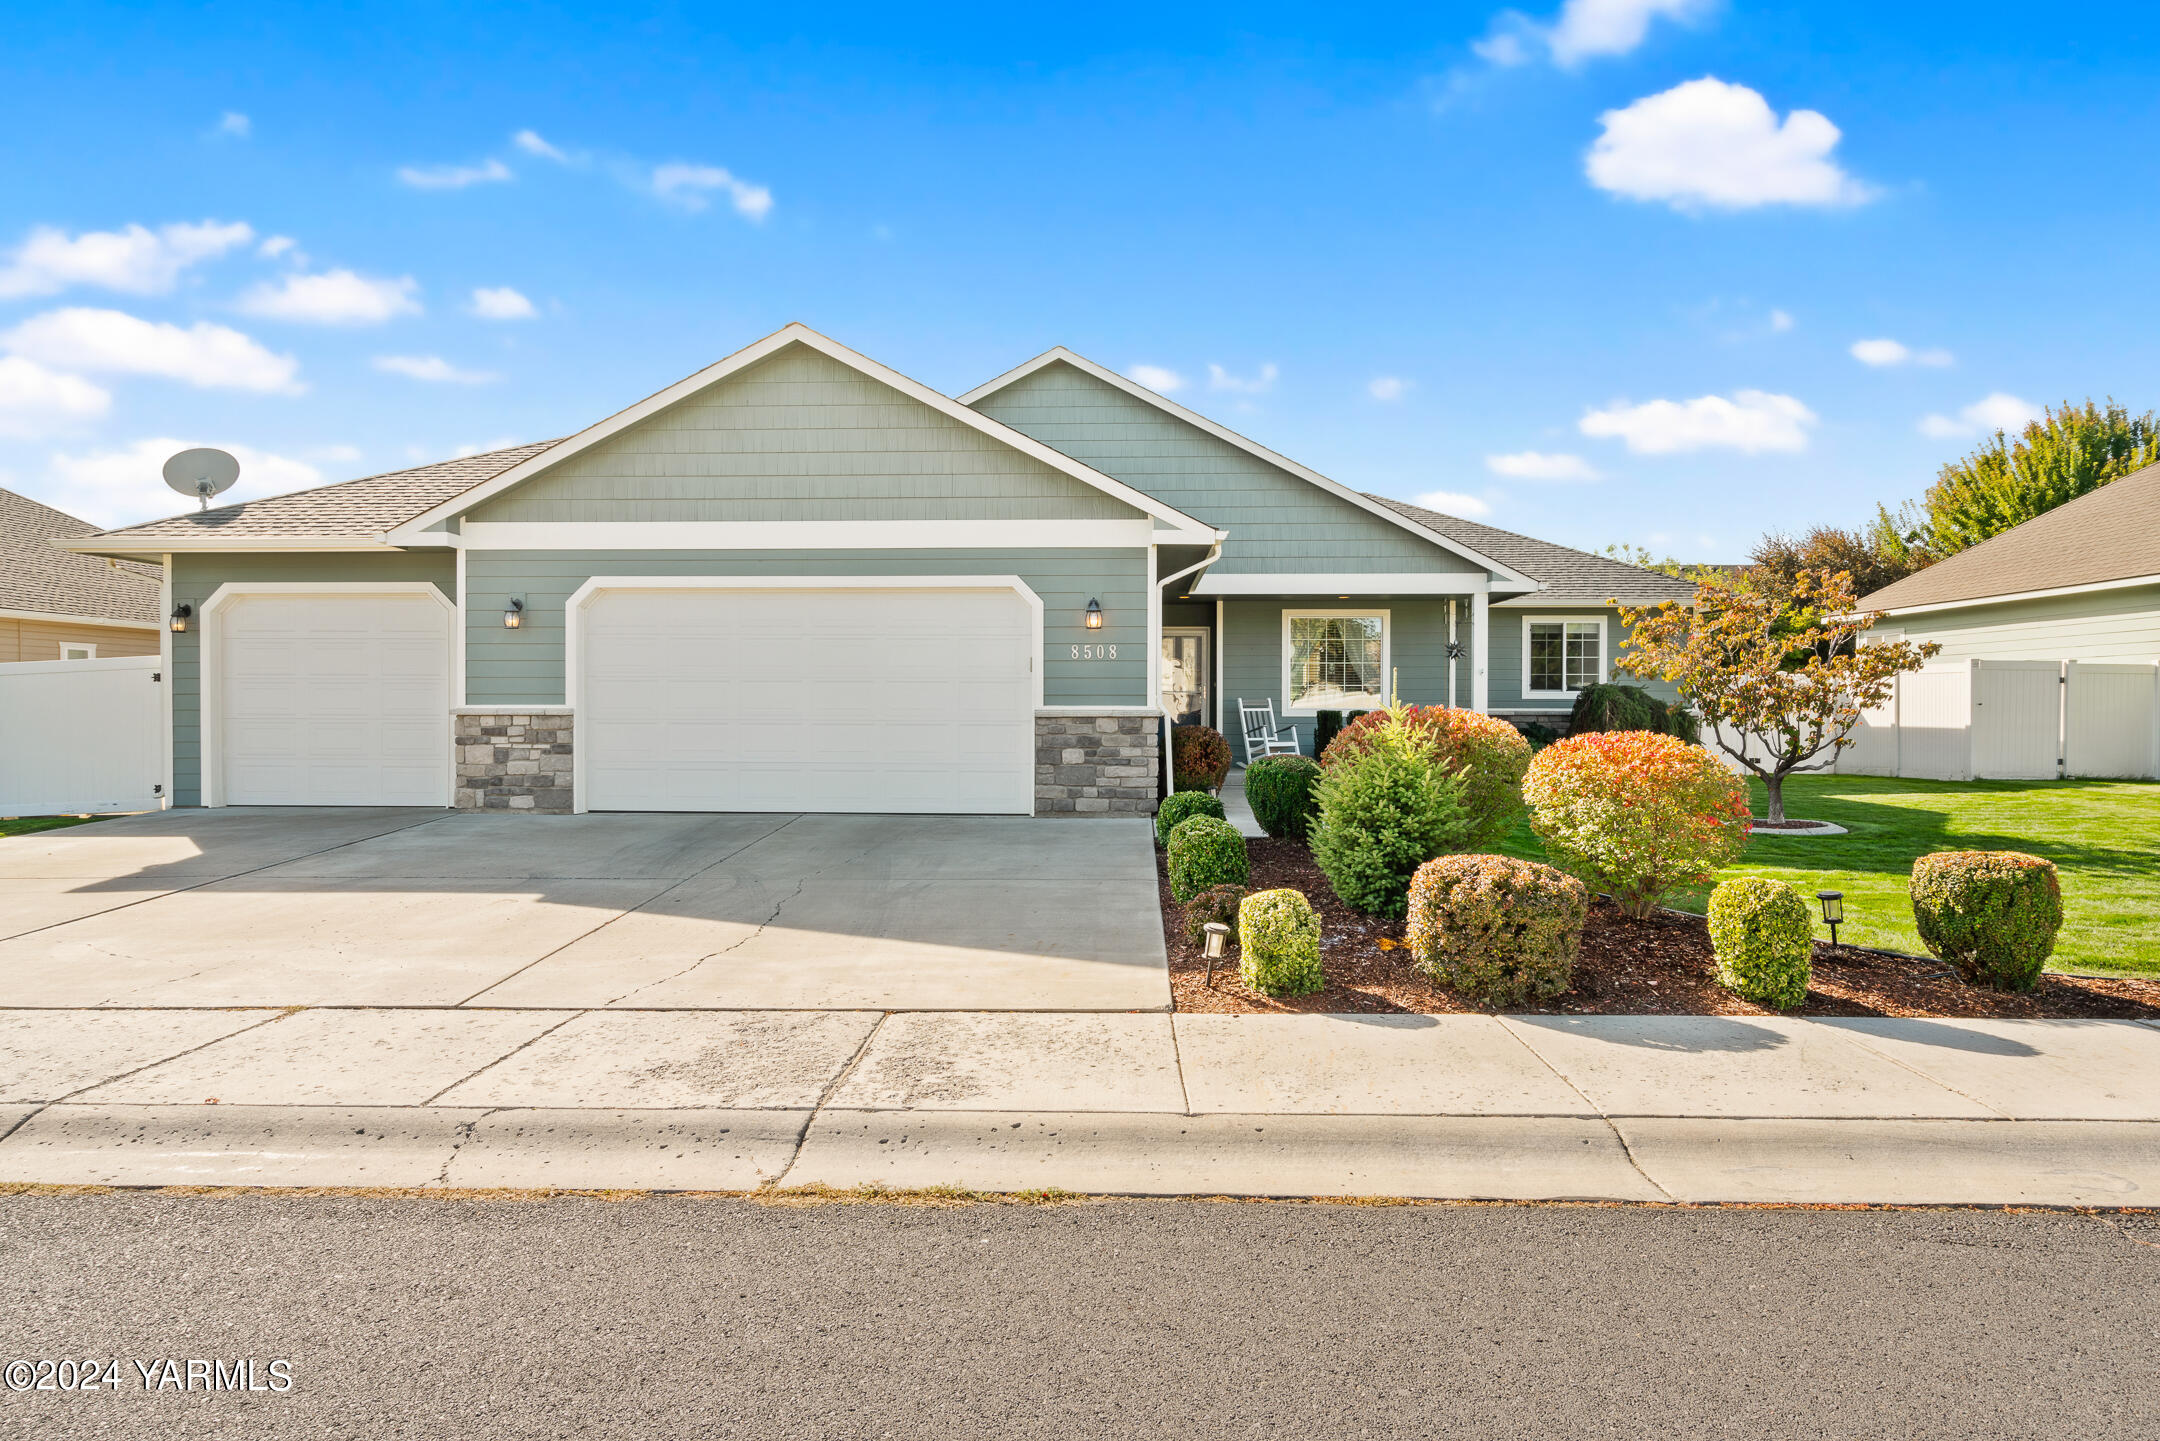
0,485,101,538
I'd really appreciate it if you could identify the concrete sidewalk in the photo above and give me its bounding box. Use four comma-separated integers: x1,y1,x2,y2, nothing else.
1,1009,2156,1204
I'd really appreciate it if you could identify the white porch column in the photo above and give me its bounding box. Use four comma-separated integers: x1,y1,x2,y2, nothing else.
1471,589,1490,713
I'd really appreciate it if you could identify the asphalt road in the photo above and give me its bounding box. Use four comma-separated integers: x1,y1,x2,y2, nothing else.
2,1192,2155,1440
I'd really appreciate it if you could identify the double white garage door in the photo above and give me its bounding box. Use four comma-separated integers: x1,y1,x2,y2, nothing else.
213,585,1036,814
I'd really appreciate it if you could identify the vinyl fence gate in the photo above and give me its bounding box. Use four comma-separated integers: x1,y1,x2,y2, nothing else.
0,655,165,815
1833,659,2160,782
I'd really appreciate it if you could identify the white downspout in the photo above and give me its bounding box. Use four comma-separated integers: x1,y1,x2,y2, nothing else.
1152,534,1224,794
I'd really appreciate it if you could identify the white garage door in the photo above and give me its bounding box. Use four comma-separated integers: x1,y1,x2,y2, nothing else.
216,591,451,806
581,586,1035,814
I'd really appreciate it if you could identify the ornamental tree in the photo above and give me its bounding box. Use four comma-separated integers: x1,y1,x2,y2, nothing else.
1616,569,1939,823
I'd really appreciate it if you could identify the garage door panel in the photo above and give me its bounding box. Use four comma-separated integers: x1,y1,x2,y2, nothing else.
582,586,1035,815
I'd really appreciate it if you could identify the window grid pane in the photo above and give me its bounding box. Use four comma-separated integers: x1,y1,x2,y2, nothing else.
1529,623,1563,692
1289,615,1384,709
1564,622,1600,690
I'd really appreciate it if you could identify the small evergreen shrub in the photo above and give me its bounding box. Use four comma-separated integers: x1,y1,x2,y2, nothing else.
1171,725,1231,793
1406,854,1587,1007
1313,709,1345,757
1516,720,1563,749
1245,754,1324,840
1155,790,1225,848
1309,712,1470,918
1522,732,1750,919
1237,888,1324,996
1707,877,1813,1010
1568,682,1699,745
1181,883,1249,946
1323,704,1533,849
1910,851,2064,992
1166,815,1250,903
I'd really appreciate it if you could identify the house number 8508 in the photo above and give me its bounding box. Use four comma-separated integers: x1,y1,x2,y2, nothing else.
1070,644,1117,660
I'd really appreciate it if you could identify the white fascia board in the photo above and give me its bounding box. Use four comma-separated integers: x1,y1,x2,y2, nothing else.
1871,572,2160,618
383,324,1217,546
0,607,159,631
1191,571,1493,596
961,347,1541,588
458,519,1157,550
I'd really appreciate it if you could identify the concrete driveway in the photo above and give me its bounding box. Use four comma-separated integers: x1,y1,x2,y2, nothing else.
0,809,1168,1010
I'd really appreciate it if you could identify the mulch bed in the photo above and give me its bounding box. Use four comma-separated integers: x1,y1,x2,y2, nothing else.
1160,838,2160,1019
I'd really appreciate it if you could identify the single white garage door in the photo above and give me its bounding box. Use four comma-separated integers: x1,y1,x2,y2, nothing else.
216,591,451,806
580,586,1036,814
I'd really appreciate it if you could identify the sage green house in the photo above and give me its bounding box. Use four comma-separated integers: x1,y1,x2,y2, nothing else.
71,324,1689,817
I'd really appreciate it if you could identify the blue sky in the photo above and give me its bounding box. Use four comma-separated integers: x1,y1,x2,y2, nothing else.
4,2,2158,559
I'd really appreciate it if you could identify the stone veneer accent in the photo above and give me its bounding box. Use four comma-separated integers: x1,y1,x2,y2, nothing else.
455,711,574,813
1035,713,1160,816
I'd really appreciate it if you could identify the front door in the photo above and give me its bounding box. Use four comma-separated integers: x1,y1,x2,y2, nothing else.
1161,628,1210,728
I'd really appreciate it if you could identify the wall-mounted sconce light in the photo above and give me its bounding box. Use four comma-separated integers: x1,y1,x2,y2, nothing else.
169,603,192,634
1084,598,1104,630
503,597,525,630
1816,890,1844,946
1202,921,1230,987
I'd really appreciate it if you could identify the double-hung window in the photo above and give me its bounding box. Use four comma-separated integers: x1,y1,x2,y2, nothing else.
1524,617,1604,697
1283,611,1388,713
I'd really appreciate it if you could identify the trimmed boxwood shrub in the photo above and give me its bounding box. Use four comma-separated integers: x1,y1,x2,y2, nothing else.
1245,754,1323,840
1309,712,1470,918
1166,815,1249,903
1238,888,1324,996
1707,877,1813,1010
1522,731,1750,919
1322,704,1533,849
1181,883,1248,945
1155,790,1225,848
1406,854,1587,1007
1172,725,1232,793
1910,850,2064,992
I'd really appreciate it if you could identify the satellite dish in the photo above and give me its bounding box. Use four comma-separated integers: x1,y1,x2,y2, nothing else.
163,448,241,511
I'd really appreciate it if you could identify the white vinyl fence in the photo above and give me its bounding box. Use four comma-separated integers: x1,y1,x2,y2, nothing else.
1712,659,2160,783
0,655,165,815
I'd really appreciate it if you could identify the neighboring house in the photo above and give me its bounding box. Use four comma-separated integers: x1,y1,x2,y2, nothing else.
0,487,160,663
1859,460,2160,661
68,324,1690,817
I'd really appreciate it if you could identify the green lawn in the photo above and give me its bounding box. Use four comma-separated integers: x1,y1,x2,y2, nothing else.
1498,775,2160,977
0,814,106,839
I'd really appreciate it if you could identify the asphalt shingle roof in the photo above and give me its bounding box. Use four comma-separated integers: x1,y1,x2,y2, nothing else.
89,441,561,541
1860,460,2160,612
1365,494,1699,606
0,487,160,623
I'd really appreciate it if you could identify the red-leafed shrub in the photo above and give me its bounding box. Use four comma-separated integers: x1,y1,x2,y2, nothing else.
1522,732,1750,919
1172,725,1232,793
1322,705,1533,848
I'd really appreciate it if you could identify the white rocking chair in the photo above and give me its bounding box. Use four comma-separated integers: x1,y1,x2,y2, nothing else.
1237,698,1301,765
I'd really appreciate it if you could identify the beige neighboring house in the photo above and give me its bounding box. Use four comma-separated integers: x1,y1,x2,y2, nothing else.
0,487,161,662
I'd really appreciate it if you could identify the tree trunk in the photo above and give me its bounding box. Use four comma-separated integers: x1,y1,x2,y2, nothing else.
1762,772,1787,824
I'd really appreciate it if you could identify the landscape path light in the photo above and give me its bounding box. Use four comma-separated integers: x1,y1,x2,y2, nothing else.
1202,921,1230,987
1816,890,1844,947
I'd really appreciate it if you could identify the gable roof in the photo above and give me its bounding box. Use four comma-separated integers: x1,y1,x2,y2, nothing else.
0,487,159,624
1860,460,2160,613
386,324,1219,544
1365,495,1698,607
67,442,560,553
961,348,1539,590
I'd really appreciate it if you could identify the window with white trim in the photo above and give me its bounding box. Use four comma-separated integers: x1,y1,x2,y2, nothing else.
1524,617,1603,697
60,643,97,660
1283,611,1388,713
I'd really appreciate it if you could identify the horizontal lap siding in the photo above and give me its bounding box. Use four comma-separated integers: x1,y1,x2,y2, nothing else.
469,345,1140,524
0,618,158,662
465,548,1148,708
1491,607,1677,712
1222,598,1452,756
974,364,1480,577
1892,586,2160,662
168,553,456,807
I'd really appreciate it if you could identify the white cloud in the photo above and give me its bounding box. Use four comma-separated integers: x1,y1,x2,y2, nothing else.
308,443,364,463
1586,78,1875,212
0,356,110,437
41,437,321,528
1919,393,2042,439
0,220,254,299
3,308,301,393
1851,337,1953,367
257,235,299,261
373,354,499,385
1207,362,1277,395
1486,450,1603,481
1411,489,1494,518
396,158,513,190
1472,0,1709,70
1127,364,1185,394
1769,308,1795,333
651,163,773,220
1580,389,1816,454
512,129,569,162
237,269,421,325
1368,376,1410,401
216,111,250,138
468,286,537,320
